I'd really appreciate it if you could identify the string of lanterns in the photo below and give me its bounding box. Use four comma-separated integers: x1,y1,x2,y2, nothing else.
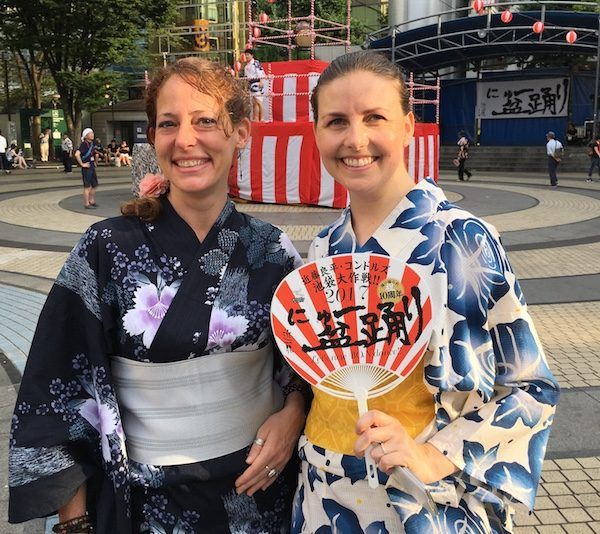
472,0,577,44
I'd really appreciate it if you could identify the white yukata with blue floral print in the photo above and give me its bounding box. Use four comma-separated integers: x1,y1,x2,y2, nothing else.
292,178,559,534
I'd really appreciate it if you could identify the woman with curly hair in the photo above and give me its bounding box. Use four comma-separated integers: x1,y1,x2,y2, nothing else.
9,57,307,534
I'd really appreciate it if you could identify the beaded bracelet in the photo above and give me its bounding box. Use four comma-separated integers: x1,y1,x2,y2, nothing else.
52,512,94,534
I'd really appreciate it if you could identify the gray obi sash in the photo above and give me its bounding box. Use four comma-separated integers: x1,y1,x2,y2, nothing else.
111,344,283,466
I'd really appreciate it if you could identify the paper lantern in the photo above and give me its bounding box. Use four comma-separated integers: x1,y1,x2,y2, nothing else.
239,53,246,63
267,0,276,4
259,12,269,24
472,0,484,14
295,20,312,48
245,41,253,50
533,21,544,34
501,10,513,24
253,26,261,38
566,30,577,44
234,61,242,72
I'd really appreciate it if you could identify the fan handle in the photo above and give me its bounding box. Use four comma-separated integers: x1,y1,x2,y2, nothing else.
356,389,380,490
357,389,437,514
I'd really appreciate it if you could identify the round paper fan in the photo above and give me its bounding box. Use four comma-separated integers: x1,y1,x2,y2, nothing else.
271,252,436,500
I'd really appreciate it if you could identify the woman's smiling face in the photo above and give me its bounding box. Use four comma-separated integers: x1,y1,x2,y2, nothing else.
314,70,414,198
150,75,249,199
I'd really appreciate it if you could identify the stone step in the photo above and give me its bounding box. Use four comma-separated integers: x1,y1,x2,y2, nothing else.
439,146,593,172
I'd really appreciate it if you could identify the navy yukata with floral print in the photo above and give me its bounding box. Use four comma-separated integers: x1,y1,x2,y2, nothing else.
293,178,559,533
9,198,303,533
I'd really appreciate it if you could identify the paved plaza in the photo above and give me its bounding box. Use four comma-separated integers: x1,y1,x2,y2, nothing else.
0,166,599,533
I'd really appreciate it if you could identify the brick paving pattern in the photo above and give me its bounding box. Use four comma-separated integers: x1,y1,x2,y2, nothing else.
0,169,598,532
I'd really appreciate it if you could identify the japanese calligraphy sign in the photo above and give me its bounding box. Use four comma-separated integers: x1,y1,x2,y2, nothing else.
476,78,570,119
270,253,434,392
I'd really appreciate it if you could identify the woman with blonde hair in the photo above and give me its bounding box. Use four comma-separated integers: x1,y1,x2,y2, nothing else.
293,51,558,534
9,57,306,533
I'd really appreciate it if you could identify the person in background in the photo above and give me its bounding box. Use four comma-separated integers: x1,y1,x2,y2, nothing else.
39,128,50,162
106,138,119,163
74,127,99,209
8,56,306,534
566,122,577,144
546,131,563,188
292,50,559,534
8,143,29,169
94,138,110,165
0,130,10,174
117,139,132,166
243,49,266,122
586,136,600,183
61,133,73,173
456,130,472,181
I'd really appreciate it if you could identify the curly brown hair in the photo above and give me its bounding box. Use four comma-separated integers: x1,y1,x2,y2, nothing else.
121,57,252,221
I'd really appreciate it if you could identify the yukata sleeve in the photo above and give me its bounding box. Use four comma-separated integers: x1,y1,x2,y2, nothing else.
272,232,311,406
426,217,560,511
8,226,115,523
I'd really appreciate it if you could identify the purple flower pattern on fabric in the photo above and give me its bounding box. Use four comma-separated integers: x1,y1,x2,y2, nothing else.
122,282,179,348
78,398,123,462
206,307,249,350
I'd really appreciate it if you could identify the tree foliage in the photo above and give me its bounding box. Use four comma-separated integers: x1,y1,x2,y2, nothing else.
0,0,177,140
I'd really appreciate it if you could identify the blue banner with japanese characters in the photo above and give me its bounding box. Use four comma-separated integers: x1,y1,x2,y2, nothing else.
476,78,570,119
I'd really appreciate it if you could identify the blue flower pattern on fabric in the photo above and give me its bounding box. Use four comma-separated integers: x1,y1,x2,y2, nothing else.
442,218,510,321
298,179,559,533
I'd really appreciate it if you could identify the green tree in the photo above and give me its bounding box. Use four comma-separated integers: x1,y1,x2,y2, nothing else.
0,0,178,142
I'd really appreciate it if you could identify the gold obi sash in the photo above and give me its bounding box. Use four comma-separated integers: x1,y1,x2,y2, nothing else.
304,359,434,455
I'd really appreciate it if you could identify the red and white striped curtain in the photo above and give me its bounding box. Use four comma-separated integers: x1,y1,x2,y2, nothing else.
229,122,439,209
263,60,329,123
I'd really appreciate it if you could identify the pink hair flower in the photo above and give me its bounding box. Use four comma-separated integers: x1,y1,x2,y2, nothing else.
139,173,169,198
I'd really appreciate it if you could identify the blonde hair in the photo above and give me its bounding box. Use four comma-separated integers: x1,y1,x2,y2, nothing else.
311,51,410,122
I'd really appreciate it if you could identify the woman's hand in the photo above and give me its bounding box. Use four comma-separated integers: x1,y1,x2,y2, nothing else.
235,392,305,496
354,410,457,485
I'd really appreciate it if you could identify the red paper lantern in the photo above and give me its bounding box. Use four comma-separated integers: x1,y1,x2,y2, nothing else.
566,30,577,44
472,0,484,14
259,12,269,24
253,26,261,38
267,0,276,4
533,21,544,34
500,10,513,24
239,53,246,63
234,61,242,72
245,41,253,50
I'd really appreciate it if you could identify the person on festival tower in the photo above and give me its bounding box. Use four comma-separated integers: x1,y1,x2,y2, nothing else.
8,57,307,534
292,50,559,533
243,49,266,122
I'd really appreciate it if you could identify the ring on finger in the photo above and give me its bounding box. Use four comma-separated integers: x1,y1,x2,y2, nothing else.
254,437,265,447
265,465,278,478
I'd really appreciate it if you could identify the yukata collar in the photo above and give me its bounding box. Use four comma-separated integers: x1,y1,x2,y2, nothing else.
159,197,237,241
339,178,448,257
